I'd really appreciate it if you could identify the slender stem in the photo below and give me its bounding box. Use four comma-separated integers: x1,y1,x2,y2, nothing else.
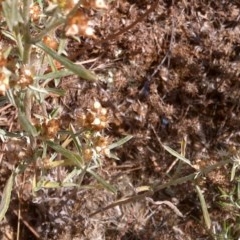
24,89,32,123
30,18,65,43
13,28,24,59
152,157,233,192
22,0,32,64
21,1,34,126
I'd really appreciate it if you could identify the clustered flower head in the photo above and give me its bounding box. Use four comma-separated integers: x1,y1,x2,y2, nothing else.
51,0,108,11
81,0,108,9
75,100,109,131
43,35,59,51
17,66,34,89
41,118,60,139
29,2,42,22
55,0,108,37
65,10,96,37
74,100,111,162
82,134,111,162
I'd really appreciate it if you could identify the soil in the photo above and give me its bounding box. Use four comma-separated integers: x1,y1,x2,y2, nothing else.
0,0,240,239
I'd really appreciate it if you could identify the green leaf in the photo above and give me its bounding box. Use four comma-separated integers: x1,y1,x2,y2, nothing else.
46,141,83,167
18,111,38,137
43,181,77,188
34,179,78,190
2,0,24,31
35,42,97,81
108,135,133,150
162,144,194,168
6,89,17,107
196,185,211,230
28,85,49,94
0,173,14,222
63,168,82,183
45,87,65,96
34,69,74,81
87,169,117,193
69,124,82,155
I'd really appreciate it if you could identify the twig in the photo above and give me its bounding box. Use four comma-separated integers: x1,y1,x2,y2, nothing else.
13,209,41,239
146,197,184,218
89,190,153,217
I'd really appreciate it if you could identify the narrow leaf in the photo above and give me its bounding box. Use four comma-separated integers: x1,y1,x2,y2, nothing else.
45,87,65,96
196,185,211,229
18,111,38,137
108,135,133,150
2,0,23,31
69,124,82,154
28,85,49,94
34,69,74,80
87,169,117,193
36,42,97,81
0,173,14,222
42,181,77,188
46,141,82,167
162,144,194,168
63,168,82,183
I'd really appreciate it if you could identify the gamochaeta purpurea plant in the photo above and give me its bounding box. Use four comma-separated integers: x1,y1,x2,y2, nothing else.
0,0,133,225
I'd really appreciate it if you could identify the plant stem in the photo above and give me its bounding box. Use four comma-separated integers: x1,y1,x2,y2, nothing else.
30,18,65,44
152,157,233,192
22,0,32,64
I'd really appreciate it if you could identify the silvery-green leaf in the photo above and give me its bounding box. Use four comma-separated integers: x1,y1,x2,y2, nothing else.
196,185,211,230
36,42,97,81
0,173,14,222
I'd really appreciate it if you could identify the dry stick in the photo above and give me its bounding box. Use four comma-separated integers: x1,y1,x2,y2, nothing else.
12,209,41,239
16,194,21,240
89,190,153,217
146,197,184,218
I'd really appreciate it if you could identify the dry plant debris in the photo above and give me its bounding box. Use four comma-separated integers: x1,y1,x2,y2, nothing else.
0,0,240,239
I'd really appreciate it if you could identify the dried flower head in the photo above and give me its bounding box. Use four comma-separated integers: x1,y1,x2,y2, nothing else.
75,100,109,131
94,135,109,148
18,66,34,88
43,36,59,50
41,119,60,139
82,147,93,161
65,10,95,37
30,3,41,22
81,0,108,9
